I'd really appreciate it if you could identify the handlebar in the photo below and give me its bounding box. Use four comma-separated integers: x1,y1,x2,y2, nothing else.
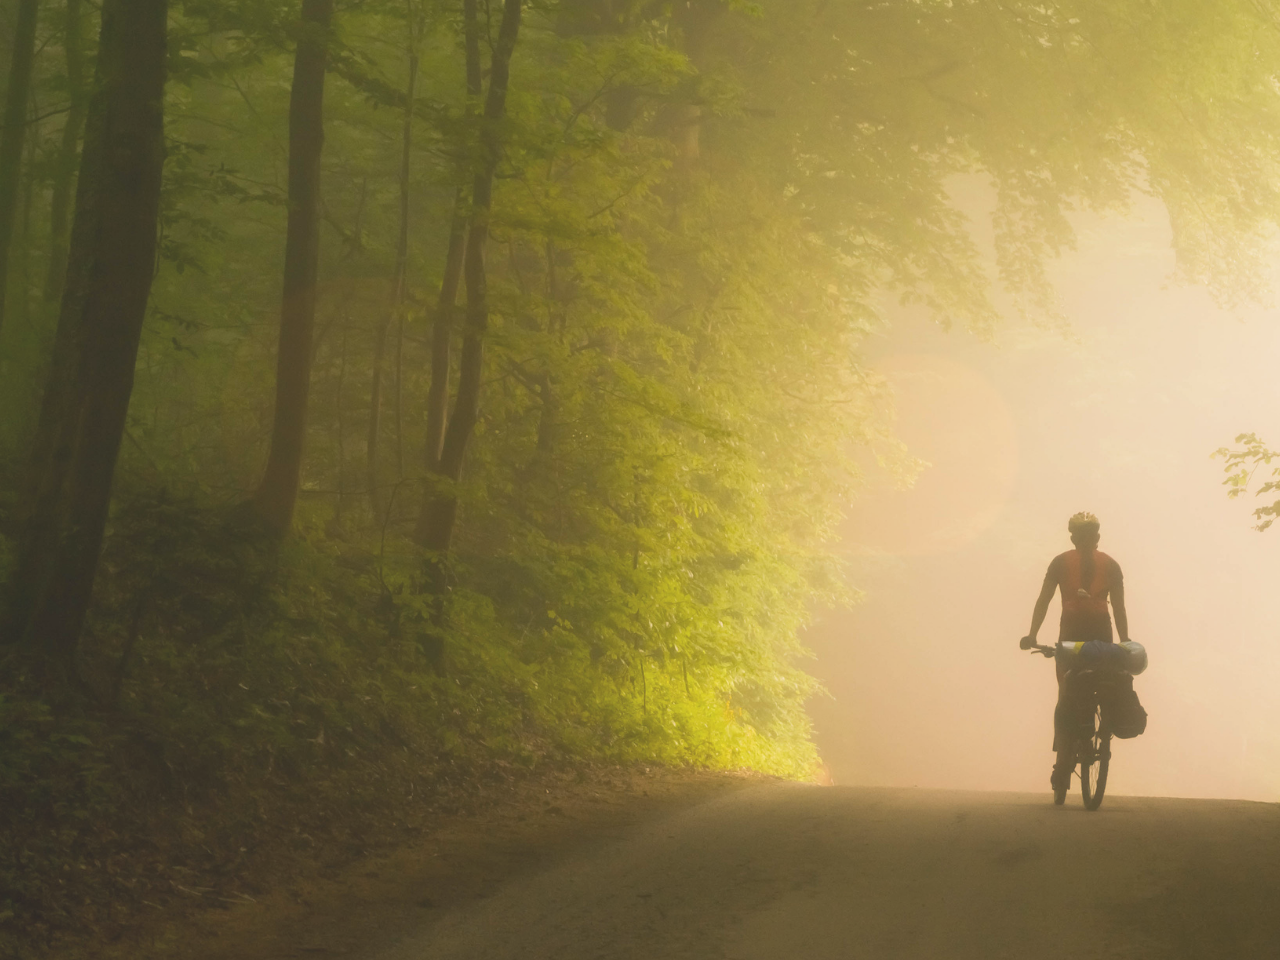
1020,636,1056,658
1021,638,1142,675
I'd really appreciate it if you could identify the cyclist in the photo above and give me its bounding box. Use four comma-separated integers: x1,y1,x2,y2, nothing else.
1019,512,1130,794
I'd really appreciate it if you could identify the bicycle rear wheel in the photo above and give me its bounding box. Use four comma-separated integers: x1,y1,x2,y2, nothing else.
1079,703,1110,810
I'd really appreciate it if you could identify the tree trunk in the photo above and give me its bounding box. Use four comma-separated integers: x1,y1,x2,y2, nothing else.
43,0,88,307
366,313,390,516
0,0,168,672
0,0,40,336
411,193,466,545
333,324,348,529
535,373,558,454
393,4,417,481
12,107,36,335
416,0,522,554
251,0,334,534
664,1,722,176
411,0,481,545
367,19,418,521
393,309,405,477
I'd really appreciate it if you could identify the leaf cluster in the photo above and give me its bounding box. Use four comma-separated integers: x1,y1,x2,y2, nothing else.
1214,432,1280,530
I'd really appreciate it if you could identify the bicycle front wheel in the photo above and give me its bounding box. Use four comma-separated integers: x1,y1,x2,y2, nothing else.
1080,703,1110,810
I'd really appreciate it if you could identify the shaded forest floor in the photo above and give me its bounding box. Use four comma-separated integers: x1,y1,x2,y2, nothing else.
1,497,814,960
48,765,764,960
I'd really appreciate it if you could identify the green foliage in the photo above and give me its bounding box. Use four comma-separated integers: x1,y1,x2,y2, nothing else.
85,0,858,790
0,490,814,946
8,0,1280,946
1214,433,1280,531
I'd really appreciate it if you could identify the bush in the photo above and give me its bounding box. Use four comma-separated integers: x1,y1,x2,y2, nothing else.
0,491,817,954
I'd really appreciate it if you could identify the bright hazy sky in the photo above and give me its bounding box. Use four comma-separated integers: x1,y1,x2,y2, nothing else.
807,192,1280,802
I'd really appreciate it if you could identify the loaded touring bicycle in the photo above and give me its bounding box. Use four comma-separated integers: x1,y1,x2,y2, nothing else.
1025,639,1148,810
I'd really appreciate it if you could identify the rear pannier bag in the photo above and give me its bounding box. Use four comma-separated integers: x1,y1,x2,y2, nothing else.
1106,673,1148,739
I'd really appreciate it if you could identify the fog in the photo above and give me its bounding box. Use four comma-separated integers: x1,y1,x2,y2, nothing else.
808,193,1280,802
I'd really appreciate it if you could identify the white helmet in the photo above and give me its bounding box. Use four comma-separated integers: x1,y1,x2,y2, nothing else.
1120,640,1148,676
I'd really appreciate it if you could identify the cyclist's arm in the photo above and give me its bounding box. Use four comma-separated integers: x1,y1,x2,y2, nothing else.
1112,579,1130,642
1027,575,1056,641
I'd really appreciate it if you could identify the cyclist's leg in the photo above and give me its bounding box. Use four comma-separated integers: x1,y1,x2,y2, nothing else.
1051,657,1073,788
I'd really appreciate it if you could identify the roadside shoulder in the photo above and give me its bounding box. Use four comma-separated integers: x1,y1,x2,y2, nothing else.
97,766,774,960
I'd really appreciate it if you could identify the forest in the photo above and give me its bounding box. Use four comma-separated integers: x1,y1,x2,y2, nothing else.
4,0,1280,952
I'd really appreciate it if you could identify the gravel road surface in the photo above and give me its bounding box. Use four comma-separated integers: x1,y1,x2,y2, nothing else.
367,785,1280,960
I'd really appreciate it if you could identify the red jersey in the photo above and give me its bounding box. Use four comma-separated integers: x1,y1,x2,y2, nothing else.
1045,549,1123,643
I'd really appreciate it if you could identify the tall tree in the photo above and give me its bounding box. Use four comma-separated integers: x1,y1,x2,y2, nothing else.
415,0,523,554
412,2,479,544
0,0,40,337
366,1,419,519
0,0,168,672
251,0,335,534
413,197,464,491
43,0,88,307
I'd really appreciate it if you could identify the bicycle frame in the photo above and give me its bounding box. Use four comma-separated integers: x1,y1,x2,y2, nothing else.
1028,642,1117,809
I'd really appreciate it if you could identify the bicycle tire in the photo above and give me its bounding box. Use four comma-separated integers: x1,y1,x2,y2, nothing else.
1080,703,1109,810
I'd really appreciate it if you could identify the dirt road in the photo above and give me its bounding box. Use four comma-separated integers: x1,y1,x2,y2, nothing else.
366,785,1279,960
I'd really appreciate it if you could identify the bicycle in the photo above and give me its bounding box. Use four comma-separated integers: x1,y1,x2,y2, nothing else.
1024,641,1119,810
